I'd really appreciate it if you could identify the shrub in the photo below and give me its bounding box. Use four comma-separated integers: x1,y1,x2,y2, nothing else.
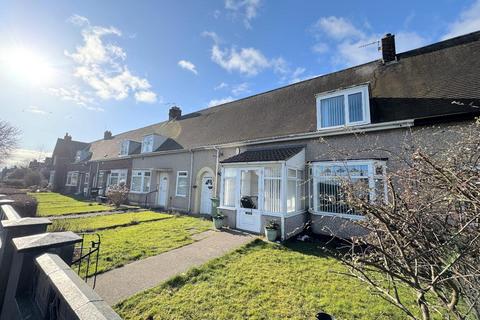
106,184,129,207
7,194,38,217
24,170,42,187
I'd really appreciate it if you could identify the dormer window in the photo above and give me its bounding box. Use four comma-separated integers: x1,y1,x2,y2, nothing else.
316,84,370,130
120,140,130,156
142,135,154,153
75,151,82,162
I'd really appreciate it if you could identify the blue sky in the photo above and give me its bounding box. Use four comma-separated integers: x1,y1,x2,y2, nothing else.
0,0,479,166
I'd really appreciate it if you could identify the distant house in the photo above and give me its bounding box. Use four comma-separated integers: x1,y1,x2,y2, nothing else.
50,32,480,240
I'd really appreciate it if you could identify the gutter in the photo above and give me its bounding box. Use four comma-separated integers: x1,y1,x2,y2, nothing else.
87,119,414,162
187,151,194,212
213,146,220,195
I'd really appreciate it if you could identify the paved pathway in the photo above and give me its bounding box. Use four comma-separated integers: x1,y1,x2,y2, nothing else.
93,229,255,305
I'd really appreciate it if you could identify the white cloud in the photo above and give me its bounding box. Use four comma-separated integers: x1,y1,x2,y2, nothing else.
214,82,228,90
25,106,49,115
231,82,250,95
314,16,364,40
312,42,329,54
312,16,429,67
208,96,234,107
225,0,261,29
211,44,270,76
202,31,221,44
135,91,158,103
47,86,104,111
64,15,157,104
178,60,198,75
1,148,52,168
442,0,480,40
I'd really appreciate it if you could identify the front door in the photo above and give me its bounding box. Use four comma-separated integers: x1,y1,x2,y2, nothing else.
236,169,261,233
158,173,169,208
200,176,213,214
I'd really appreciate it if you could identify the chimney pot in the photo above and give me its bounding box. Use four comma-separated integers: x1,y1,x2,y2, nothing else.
169,106,182,120
104,130,113,140
381,33,396,63
64,133,72,142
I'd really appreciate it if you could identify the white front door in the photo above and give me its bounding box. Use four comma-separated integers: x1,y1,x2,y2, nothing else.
158,173,169,208
200,176,213,214
236,168,262,233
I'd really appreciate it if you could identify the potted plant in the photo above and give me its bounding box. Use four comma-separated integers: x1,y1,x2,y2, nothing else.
265,220,279,241
212,212,225,230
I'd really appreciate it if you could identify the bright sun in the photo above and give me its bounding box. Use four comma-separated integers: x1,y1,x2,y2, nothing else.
0,47,55,86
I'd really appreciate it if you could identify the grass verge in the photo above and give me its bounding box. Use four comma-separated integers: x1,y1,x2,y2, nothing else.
29,192,114,216
115,240,418,320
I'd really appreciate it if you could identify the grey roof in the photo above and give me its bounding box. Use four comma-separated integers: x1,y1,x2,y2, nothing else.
52,138,89,160
221,146,304,163
77,31,480,161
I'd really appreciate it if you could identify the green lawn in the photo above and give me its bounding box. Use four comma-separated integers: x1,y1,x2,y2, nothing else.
49,211,172,232
116,240,417,320
52,211,212,274
29,192,114,216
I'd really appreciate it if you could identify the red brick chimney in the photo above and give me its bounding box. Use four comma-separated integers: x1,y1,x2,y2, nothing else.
104,130,113,140
381,33,396,63
64,133,72,142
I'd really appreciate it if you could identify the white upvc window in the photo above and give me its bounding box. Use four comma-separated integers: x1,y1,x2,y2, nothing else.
222,168,236,208
84,172,90,187
264,166,281,212
130,170,151,193
107,169,128,187
120,140,130,156
316,84,370,130
310,160,387,219
65,171,79,186
287,168,305,213
141,135,154,153
176,171,189,197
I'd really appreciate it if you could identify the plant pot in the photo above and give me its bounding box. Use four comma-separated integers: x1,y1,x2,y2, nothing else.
265,228,278,241
213,218,224,230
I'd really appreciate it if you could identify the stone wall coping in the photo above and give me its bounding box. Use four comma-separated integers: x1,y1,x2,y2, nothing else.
36,253,122,320
0,204,20,220
13,232,82,253
1,217,52,228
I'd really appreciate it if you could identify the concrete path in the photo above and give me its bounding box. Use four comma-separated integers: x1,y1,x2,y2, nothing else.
93,229,254,305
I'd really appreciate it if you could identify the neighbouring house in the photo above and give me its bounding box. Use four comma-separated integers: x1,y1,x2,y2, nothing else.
50,31,480,240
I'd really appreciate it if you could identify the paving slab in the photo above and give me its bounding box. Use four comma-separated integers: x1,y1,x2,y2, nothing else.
93,229,254,305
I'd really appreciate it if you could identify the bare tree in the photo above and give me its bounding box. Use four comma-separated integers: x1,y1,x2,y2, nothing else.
325,120,480,319
0,120,20,164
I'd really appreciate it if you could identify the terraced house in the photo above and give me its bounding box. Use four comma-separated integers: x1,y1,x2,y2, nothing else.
50,32,480,240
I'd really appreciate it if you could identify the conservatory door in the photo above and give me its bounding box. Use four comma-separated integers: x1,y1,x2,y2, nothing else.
236,169,262,233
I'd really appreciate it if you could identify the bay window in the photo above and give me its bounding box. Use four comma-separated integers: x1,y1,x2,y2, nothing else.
311,160,387,218
316,85,370,130
175,171,189,197
131,170,151,193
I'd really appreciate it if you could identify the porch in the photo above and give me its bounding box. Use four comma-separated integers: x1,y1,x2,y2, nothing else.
218,146,307,240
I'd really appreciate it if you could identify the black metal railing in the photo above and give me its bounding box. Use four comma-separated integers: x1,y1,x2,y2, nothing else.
70,233,101,289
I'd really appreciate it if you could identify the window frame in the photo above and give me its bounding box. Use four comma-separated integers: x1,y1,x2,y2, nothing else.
65,171,79,186
107,169,128,187
130,170,151,193
141,135,154,153
316,84,371,130
310,160,387,219
221,167,237,208
120,140,130,156
175,171,189,197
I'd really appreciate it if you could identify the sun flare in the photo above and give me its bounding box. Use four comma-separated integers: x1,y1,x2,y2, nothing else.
0,47,55,86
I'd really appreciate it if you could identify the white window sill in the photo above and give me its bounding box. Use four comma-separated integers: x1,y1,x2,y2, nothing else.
129,191,150,194
310,210,366,221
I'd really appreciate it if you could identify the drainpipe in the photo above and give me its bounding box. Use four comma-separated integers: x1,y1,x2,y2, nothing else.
213,146,220,195
187,150,194,213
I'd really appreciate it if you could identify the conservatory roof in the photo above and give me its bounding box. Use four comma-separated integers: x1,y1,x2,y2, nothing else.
221,146,304,164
